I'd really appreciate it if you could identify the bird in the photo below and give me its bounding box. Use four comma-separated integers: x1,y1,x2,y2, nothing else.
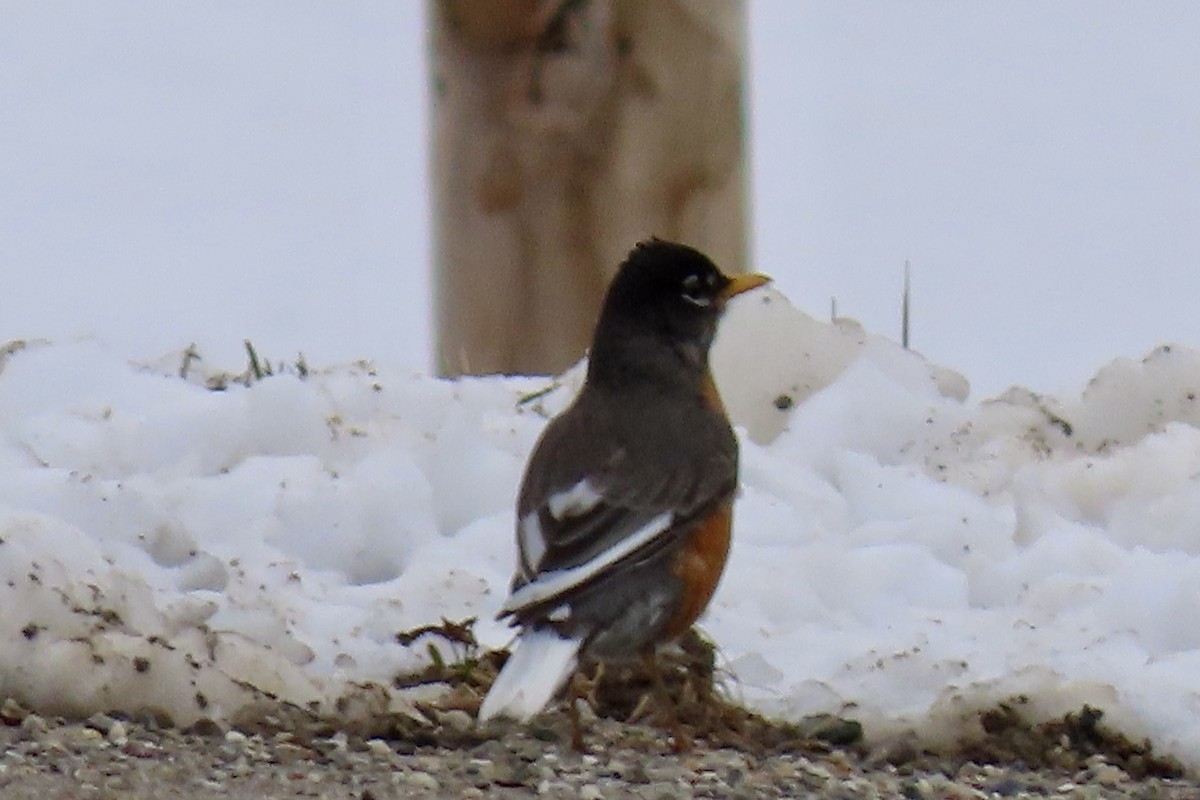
478,238,770,748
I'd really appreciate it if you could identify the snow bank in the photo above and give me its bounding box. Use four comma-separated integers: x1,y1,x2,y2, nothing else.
2,293,1200,766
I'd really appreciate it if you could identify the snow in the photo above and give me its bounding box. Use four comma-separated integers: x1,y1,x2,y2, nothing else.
5,288,1200,767
5,1,1200,769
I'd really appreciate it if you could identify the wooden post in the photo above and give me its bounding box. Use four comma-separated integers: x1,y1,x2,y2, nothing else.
429,0,748,377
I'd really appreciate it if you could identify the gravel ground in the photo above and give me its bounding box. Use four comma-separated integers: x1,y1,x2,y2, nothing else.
2,699,1199,800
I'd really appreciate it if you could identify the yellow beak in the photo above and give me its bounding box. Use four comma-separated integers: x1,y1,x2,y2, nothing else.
720,272,772,300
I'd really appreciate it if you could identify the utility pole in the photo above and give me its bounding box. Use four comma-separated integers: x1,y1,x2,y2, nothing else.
428,0,748,376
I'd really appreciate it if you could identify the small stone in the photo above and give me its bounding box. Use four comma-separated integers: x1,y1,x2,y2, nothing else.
86,713,116,734
623,762,651,784
122,740,161,759
415,754,445,773
1091,764,1129,787
407,771,440,792
224,730,247,746
20,713,48,737
107,720,128,746
70,726,104,749
464,757,495,783
273,742,310,764
579,784,605,800
529,725,558,742
902,777,932,799
439,709,473,732
468,738,506,760
803,763,833,782
989,777,1024,796
1,697,29,724
490,758,536,787
365,739,393,758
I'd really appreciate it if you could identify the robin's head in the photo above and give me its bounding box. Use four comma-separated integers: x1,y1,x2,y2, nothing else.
589,239,770,382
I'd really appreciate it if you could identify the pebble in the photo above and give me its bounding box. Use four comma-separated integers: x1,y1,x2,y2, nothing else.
1089,763,1129,787
990,777,1024,796
20,714,48,737
86,713,117,734
365,739,392,758
464,757,495,783
537,778,569,795
0,709,1196,800
490,757,536,786
1,698,29,724
406,771,440,792
439,709,474,732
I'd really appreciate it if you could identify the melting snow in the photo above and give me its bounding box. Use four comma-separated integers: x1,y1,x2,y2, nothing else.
3,289,1200,765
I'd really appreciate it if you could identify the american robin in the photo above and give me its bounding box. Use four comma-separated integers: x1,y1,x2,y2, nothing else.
478,239,770,748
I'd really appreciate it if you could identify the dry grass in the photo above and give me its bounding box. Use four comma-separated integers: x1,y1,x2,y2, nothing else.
383,619,1186,778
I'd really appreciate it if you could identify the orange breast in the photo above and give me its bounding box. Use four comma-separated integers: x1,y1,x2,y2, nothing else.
664,502,733,640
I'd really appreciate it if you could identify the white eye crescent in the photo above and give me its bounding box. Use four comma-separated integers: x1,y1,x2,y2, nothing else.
681,273,712,307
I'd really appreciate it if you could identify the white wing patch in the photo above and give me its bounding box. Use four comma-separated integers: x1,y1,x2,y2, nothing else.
546,479,604,519
517,479,603,577
501,510,674,615
517,511,545,576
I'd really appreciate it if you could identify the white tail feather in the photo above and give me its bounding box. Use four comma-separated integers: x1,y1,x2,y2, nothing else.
478,629,581,722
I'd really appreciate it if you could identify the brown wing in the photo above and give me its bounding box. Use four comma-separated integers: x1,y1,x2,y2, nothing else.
503,389,736,618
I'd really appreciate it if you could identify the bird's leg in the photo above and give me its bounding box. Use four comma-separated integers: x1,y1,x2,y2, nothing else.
644,651,692,753
585,662,605,710
567,670,586,752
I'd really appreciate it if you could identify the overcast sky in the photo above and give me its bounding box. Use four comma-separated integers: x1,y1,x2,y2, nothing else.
2,3,1198,399
752,2,1200,397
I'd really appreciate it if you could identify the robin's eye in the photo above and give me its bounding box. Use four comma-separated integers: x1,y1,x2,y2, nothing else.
681,274,711,307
